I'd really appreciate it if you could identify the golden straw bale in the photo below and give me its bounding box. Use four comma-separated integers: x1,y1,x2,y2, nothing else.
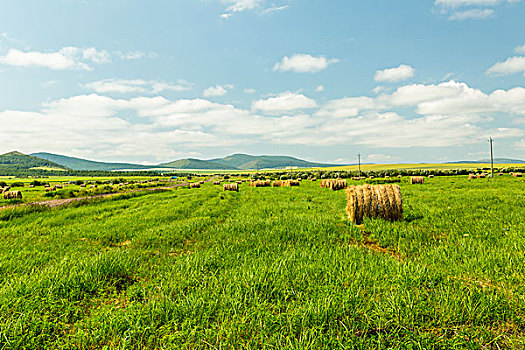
346,184,403,224
273,180,283,187
410,176,424,184
223,183,239,192
514,173,523,177
190,183,200,189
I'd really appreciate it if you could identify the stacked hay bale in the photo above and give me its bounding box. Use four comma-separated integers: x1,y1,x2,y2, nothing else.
190,183,201,189
283,180,300,187
3,191,22,199
513,173,523,178
273,180,283,187
346,184,403,225
410,176,424,184
321,179,347,190
223,183,239,192
250,180,271,187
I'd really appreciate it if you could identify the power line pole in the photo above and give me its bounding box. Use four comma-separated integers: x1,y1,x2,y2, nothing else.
357,153,361,177
290,161,293,178
488,137,494,178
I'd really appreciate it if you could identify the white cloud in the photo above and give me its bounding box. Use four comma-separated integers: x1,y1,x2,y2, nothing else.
219,0,288,17
117,51,145,60
244,88,256,94
375,64,415,82
487,56,525,76
203,85,233,97
316,85,325,92
448,8,494,20
252,92,317,114
274,54,339,73
0,47,111,70
515,44,525,55
435,0,518,8
84,79,193,94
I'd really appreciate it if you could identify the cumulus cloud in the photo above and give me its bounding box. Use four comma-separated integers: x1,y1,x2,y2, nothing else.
487,56,525,76
252,92,318,114
435,0,519,20
316,85,325,92
515,44,525,54
1,80,524,161
84,79,193,94
0,47,111,70
448,8,494,20
220,0,289,18
274,54,339,73
203,85,234,97
375,64,415,82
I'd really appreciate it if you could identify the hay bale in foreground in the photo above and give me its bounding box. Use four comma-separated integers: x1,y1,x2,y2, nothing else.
346,184,403,225
410,176,424,184
223,183,239,192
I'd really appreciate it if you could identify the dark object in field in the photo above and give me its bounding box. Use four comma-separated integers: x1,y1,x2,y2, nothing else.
468,173,476,179
273,180,283,187
410,176,424,184
320,179,347,190
213,181,221,185
236,181,242,185
428,175,435,178
3,190,22,199
45,186,56,192
190,183,201,189
223,183,238,192
477,173,486,179
311,178,317,181
346,184,403,225
513,173,523,177
1,186,10,193
497,173,504,176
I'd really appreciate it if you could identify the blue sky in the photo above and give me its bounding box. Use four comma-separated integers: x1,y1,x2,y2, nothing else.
0,0,524,164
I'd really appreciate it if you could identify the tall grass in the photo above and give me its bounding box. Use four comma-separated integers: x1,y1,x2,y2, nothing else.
0,176,523,348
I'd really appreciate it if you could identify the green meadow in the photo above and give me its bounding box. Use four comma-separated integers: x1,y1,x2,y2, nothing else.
0,175,524,348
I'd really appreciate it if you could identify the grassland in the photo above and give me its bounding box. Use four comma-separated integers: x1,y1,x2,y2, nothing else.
0,175,524,348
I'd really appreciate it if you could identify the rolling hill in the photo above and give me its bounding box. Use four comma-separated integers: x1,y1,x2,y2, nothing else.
0,151,68,171
158,158,233,170
448,158,525,164
31,152,153,171
207,154,336,170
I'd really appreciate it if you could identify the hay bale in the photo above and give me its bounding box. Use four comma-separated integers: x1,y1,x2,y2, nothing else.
3,190,22,199
477,173,486,179
283,180,300,187
410,176,424,184
497,173,504,176
321,179,347,190
190,183,200,189
250,180,271,188
213,181,221,185
273,180,283,187
346,184,403,224
513,173,523,178
428,175,434,178
311,178,317,182
223,183,239,192
468,173,476,179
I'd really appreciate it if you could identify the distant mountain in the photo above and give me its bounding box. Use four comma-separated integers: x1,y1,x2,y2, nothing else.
0,151,68,171
31,152,153,171
159,158,234,170
448,158,525,164
207,154,335,170
29,152,339,171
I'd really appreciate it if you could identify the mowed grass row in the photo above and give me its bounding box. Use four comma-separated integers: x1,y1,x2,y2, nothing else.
0,176,523,348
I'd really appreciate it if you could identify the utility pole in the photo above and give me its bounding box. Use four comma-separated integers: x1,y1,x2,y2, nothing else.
488,137,494,178
357,153,361,177
290,161,293,179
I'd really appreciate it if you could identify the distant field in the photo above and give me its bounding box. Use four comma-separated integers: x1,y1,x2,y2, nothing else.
179,162,525,174
0,175,524,348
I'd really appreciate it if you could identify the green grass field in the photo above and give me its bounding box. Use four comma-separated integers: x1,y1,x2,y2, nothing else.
0,175,524,348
